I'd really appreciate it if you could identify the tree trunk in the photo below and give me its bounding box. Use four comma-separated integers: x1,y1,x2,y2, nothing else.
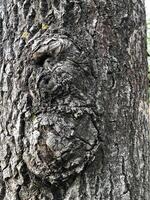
0,0,149,199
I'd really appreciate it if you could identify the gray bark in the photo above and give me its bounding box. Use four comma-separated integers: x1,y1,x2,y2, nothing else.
0,0,149,199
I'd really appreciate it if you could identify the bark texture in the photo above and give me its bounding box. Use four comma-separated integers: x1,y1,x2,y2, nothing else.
0,0,149,199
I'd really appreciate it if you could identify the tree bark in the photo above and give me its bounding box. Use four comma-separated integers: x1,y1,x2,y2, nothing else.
0,0,149,199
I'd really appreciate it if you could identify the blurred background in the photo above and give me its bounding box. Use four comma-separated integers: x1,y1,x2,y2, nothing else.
146,0,150,18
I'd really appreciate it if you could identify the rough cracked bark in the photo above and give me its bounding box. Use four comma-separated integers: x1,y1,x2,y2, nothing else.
0,0,149,199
